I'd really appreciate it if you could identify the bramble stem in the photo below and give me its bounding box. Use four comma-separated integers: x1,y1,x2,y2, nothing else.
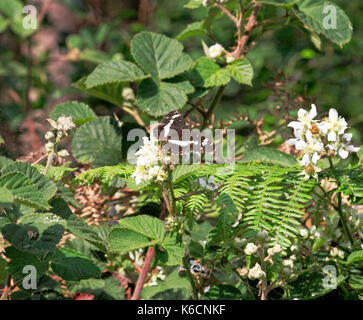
183,257,198,300
43,149,55,175
202,85,226,130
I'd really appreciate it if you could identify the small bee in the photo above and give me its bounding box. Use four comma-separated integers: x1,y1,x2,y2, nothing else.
27,230,38,240
190,260,208,278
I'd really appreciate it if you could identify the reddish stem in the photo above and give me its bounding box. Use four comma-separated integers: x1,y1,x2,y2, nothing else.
131,246,155,300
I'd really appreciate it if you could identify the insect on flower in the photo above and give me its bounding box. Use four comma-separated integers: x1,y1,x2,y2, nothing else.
190,260,208,278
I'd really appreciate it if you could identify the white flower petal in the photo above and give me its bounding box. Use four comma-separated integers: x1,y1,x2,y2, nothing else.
312,152,320,164
328,131,337,142
300,154,310,166
298,108,307,118
287,138,297,146
343,133,352,142
329,108,338,122
295,140,307,150
288,121,303,130
318,121,329,134
346,145,360,153
338,148,349,159
309,104,317,119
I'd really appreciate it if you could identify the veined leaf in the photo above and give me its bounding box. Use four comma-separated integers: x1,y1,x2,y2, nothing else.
192,57,230,88
108,228,153,254
50,101,97,126
0,187,14,207
240,147,298,167
256,0,297,6
157,233,184,266
226,58,254,86
85,60,147,88
131,31,193,81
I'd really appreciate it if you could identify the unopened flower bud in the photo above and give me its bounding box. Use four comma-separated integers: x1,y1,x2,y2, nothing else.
45,131,55,141
208,43,224,59
122,88,135,101
58,149,70,158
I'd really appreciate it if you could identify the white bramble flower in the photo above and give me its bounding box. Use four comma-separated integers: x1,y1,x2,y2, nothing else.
57,149,69,158
330,247,344,259
282,259,294,268
56,116,76,132
45,131,54,141
131,136,170,185
300,163,322,181
208,43,225,59
319,108,347,141
122,87,135,101
299,228,309,238
244,242,258,255
288,104,317,139
45,142,54,153
267,243,282,256
290,245,298,252
248,263,265,280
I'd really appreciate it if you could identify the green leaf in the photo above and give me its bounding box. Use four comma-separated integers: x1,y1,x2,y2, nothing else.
131,32,193,81
293,0,353,46
0,0,35,37
0,172,50,210
137,78,188,116
0,156,13,170
72,117,122,164
71,277,125,300
85,60,147,88
240,147,298,167
157,233,185,266
74,77,125,106
192,57,230,88
1,161,57,201
172,164,204,182
118,215,164,242
176,21,206,40
34,162,77,182
1,213,65,254
226,58,254,86
0,16,9,33
4,246,49,278
50,101,97,126
205,284,242,300
256,0,297,6
51,247,101,281
0,187,14,207
184,0,204,8
347,250,363,264
108,228,153,254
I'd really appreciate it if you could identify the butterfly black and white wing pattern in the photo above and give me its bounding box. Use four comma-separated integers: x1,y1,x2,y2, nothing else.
152,110,214,156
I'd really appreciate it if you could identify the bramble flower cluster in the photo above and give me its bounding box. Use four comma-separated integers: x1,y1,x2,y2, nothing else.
248,263,265,280
205,42,235,63
287,104,360,180
45,116,75,157
330,247,345,259
131,136,171,185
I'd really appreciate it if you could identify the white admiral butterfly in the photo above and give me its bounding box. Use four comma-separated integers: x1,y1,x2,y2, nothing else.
152,110,214,157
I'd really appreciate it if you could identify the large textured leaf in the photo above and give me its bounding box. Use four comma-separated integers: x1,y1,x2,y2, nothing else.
108,228,153,254
0,256,8,281
347,250,363,264
1,213,65,253
0,172,50,210
72,117,122,164
50,101,97,126
0,187,14,207
4,246,49,278
137,78,188,116
240,147,298,167
131,32,193,81
293,0,353,46
2,161,57,201
117,215,165,242
157,233,184,266
51,247,101,281
226,58,254,86
85,60,147,88
192,57,230,88
74,77,125,106
176,21,206,40
205,284,242,300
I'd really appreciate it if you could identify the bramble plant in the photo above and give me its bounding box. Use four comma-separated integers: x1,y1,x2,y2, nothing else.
0,0,362,301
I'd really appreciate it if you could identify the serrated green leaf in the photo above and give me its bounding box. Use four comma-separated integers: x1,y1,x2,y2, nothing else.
0,172,50,210
226,58,254,86
1,161,57,201
0,156,13,170
137,78,188,116
51,247,101,281
184,0,204,8
205,284,242,300
50,101,97,126
192,57,230,87
108,228,153,254
72,117,122,164
2,213,65,254
118,214,164,242
0,187,14,207
74,77,125,106
131,32,193,81
4,246,49,278
347,250,363,264
256,0,297,6
293,0,353,46
85,60,147,88
176,21,206,40
157,233,184,266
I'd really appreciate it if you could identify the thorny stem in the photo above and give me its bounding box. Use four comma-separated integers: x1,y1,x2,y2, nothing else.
131,245,155,300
